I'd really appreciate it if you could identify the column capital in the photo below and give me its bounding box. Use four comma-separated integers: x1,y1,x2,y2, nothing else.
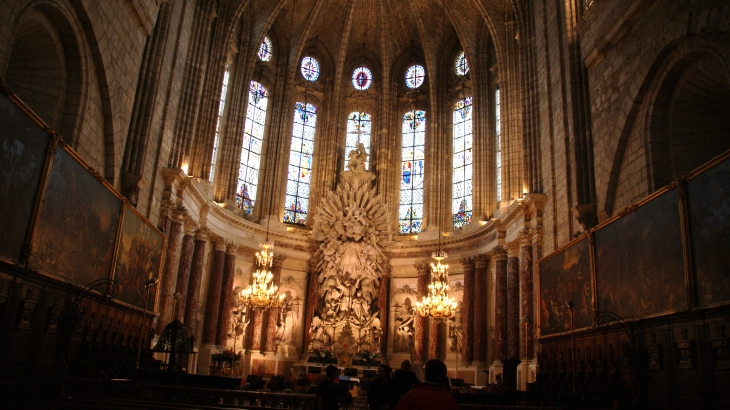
226,241,239,254
531,226,544,244
273,254,286,268
212,236,227,252
519,229,533,247
195,227,210,241
415,262,430,276
169,205,188,224
184,217,199,236
460,257,476,272
507,242,520,258
475,254,489,269
492,246,508,261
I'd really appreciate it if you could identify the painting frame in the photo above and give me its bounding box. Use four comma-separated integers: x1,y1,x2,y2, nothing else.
111,203,166,313
537,234,595,339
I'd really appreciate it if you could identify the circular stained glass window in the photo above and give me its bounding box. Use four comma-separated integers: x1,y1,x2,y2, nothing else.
258,37,272,61
352,67,373,90
405,65,425,89
300,56,320,82
455,52,469,75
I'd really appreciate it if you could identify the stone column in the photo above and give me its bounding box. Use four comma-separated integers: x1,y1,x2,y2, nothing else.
429,318,439,359
157,206,186,334
216,242,238,347
184,228,208,339
377,270,390,355
460,258,476,364
303,260,319,350
202,237,227,346
531,227,543,357
473,255,489,364
519,230,534,359
175,218,198,321
493,246,508,362
507,244,520,359
249,308,264,352
414,263,429,363
264,255,286,353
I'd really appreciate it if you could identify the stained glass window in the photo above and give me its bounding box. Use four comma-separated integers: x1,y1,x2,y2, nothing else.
236,81,269,214
258,37,272,61
496,87,502,202
456,52,469,76
405,65,425,89
284,102,317,225
352,67,373,90
345,112,372,170
209,64,230,181
300,57,320,82
453,97,473,229
400,110,426,234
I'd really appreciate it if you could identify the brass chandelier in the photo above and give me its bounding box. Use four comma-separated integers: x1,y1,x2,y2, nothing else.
239,239,283,310
415,250,458,322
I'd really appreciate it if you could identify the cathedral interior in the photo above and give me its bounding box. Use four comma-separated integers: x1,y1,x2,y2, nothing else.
0,0,729,408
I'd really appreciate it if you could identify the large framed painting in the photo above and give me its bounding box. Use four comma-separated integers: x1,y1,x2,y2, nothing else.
594,188,686,320
687,156,730,307
112,204,165,310
538,235,594,337
29,145,122,286
0,91,51,263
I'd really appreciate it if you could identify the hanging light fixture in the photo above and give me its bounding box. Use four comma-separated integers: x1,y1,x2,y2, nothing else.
239,237,283,310
415,0,458,323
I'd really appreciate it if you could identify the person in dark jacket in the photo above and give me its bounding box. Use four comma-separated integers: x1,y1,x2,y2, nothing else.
316,365,339,410
392,360,419,398
367,364,399,410
393,359,458,410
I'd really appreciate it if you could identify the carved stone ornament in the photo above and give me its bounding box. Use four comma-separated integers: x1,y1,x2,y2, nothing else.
310,154,389,350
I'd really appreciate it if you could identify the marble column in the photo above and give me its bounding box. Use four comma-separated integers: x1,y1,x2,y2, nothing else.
377,268,390,355
249,308,264,352
184,228,209,339
264,255,286,353
216,242,238,347
460,258,475,364
202,237,227,345
175,218,198,321
507,244,520,360
429,318,439,359
303,260,319,350
493,246,508,361
414,263,429,363
531,227,543,357
520,229,534,359
473,255,489,364
157,206,186,334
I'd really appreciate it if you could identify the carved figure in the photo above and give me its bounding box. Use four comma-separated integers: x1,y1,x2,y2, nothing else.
346,142,368,172
276,291,298,345
394,299,416,352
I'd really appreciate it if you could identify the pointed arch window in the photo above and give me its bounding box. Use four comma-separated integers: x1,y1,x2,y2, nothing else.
345,112,372,170
496,87,502,202
209,63,230,181
236,81,269,214
284,102,317,225
453,97,473,229
400,110,426,234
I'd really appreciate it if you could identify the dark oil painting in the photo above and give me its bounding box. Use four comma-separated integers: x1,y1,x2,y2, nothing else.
112,205,164,310
29,146,121,286
687,157,730,307
0,93,49,263
539,236,593,337
594,188,686,320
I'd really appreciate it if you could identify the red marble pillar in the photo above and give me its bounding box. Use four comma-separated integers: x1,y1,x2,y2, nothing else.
460,258,475,364
493,246,508,361
174,219,197,321
414,263,429,363
531,227,543,357
520,230,534,359
377,270,390,355
429,318,439,359
184,228,208,339
249,309,264,352
216,242,238,347
303,260,319,350
473,254,489,363
202,238,227,345
156,206,185,334
264,255,286,352
507,245,520,360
